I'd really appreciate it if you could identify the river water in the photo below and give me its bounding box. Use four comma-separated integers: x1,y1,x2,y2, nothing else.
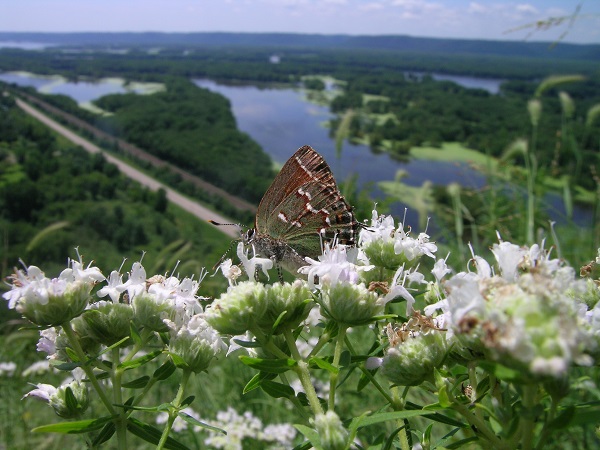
0,71,593,227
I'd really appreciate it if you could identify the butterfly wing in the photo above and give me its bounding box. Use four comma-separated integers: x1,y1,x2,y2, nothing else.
259,146,358,258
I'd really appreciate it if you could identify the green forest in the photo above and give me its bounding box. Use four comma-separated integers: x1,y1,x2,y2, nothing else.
0,93,230,296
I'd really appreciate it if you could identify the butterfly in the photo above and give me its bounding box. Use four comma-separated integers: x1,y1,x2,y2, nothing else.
244,145,359,278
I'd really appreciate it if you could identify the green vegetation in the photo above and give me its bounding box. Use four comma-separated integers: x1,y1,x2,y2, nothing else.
0,93,230,296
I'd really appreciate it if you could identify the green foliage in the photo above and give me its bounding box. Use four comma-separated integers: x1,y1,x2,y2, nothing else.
0,98,230,295
93,77,273,204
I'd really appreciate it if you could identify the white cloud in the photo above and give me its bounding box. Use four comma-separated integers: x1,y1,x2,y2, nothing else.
516,4,538,15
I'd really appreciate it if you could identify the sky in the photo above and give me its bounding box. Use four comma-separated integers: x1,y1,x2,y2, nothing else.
1,0,599,44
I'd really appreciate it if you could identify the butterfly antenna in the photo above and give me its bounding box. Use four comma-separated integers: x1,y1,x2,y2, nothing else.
211,238,240,272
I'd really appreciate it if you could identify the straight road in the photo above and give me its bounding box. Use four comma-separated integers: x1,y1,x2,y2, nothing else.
16,97,240,238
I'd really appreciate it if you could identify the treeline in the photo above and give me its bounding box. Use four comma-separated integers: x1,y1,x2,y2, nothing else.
1,44,598,83
330,72,600,190
0,93,229,293
92,77,273,204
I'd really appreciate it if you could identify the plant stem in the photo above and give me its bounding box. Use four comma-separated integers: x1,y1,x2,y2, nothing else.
157,368,191,450
111,348,128,450
283,328,324,417
61,322,115,415
328,325,347,412
520,385,537,450
62,321,127,449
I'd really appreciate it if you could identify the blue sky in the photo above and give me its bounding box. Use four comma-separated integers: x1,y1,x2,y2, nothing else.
1,0,598,44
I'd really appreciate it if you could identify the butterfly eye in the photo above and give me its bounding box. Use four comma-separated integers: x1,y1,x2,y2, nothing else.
244,229,255,243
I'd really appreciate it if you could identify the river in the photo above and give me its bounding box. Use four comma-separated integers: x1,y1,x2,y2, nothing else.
0,71,593,228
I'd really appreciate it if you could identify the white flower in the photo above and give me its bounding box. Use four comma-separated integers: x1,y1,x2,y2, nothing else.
384,266,417,315
491,240,526,281
37,327,58,356
359,209,396,246
97,270,126,303
121,262,147,300
0,362,16,376
432,257,452,282
219,259,242,286
23,383,57,402
299,243,372,290
237,242,273,280
22,360,51,377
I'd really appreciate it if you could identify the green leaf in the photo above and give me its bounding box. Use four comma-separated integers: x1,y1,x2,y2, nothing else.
569,406,600,426
153,359,177,381
547,405,575,430
126,417,188,450
239,355,297,374
340,350,351,367
64,386,78,412
243,372,276,394
309,356,339,374
169,352,187,368
382,426,404,450
178,412,225,434
445,436,480,449
261,380,295,399
32,416,114,434
65,347,80,363
351,410,432,429
122,376,150,389
180,395,195,408
130,321,142,347
356,371,371,392
294,424,323,450
92,422,115,446
477,361,525,383
118,350,162,371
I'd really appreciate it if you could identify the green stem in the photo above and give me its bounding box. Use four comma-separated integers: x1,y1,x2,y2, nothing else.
447,386,507,449
520,385,537,450
535,397,558,450
344,335,395,405
111,348,127,449
157,369,192,450
283,328,324,417
391,386,410,450
61,322,115,415
328,326,347,412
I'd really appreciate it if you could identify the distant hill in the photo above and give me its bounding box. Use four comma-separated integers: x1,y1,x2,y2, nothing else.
1,32,598,60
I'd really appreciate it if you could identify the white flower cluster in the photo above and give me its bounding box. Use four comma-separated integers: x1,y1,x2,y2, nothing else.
424,239,600,379
156,406,296,449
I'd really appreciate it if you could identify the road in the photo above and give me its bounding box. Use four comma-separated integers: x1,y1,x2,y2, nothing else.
16,97,241,238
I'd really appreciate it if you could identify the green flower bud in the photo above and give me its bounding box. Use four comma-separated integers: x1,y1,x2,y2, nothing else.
204,281,268,335
78,302,133,346
25,376,89,419
132,293,176,332
381,330,447,386
320,282,383,326
19,281,92,327
313,411,348,450
254,281,313,335
51,380,89,419
168,316,225,373
362,239,406,273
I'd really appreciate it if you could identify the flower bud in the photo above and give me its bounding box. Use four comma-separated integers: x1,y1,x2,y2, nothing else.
168,315,225,373
320,282,383,326
381,327,447,386
78,302,133,346
254,281,313,335
204,281,268,335
24,376,89,419
313,411,348,450
132,293,176,332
